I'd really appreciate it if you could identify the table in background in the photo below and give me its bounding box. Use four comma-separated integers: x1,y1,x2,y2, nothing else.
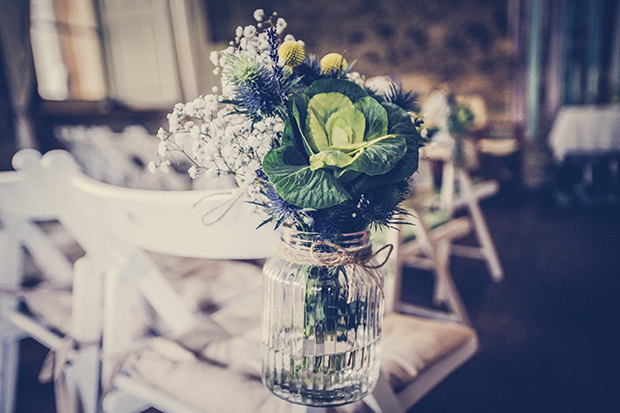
548,104,620,208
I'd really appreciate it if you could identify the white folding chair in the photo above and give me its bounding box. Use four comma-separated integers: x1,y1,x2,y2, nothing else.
410,91,503,297
0,161,103,413
13,149,478,413
418,141,504,282
12,149,283,413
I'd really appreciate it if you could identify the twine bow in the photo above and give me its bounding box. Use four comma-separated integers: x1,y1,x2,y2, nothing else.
277,240,393,302
193,189,241,226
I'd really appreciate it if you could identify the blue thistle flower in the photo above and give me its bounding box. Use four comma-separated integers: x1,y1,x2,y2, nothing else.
293,54,337,86
308,202,366,234
365,83,419,112
355,181,411,229
223,54,284,118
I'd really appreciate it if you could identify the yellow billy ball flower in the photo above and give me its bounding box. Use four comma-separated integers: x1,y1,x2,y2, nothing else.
320,53,348,74
278,41,305,67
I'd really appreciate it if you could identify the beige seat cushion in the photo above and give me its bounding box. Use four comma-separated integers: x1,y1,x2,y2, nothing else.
125,300,476,412
191,304,476,393
125,341,291,413
125,299,301,411
381,311,477,391
173,298,264,378
147,252,264,313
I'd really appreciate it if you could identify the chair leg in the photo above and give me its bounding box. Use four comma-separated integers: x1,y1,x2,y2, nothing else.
457,170,503,282
102,266,137,387
0,229,21,413
405,209,449,306
72,257,104,413
434,240,471,326
440,160,455,214
0,338,19,413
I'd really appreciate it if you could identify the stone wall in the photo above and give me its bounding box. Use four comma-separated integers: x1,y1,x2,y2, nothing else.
206,0,514,124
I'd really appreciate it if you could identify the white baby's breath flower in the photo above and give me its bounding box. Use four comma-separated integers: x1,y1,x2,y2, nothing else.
204,168,218,179
243,25,256,38
210,51,219,67
174,132,188,146
248,159,260,173
168,113,178,133
254,120,266,132
188,165,198,179
184,102,195,115
190,125,200,139
157,141,167,157
253,9,265,21
193,97,206,110
204,141,217,158
160,160,170,173
147,161,157,173
284,34,296,42
273,121,285,133
156,11,297,204
276,18,287,34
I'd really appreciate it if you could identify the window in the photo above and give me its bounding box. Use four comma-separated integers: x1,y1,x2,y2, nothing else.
30,0,106,101
30,0,198,109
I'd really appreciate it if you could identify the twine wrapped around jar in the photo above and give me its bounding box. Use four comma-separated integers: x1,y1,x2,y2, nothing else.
276,239,392,302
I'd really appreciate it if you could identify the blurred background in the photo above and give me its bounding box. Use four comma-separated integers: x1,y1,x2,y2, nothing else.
1,0,620,412
2,0,620,200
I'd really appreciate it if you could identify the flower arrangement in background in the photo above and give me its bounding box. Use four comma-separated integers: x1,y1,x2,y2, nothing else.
422,90,475,140
447,95,475,136
153,10,427,235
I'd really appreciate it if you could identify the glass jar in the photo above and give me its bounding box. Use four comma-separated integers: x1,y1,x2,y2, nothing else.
261,229,384,407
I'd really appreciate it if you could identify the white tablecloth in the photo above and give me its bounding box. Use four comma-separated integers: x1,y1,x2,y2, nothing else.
548,104,620,161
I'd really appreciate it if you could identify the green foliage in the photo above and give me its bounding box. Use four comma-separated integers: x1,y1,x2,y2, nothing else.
448,103,475,135
302,265,364,342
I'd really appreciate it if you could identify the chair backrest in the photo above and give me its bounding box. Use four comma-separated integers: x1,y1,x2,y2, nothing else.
55,124,192,190
12,149,280,261
0,168,74,287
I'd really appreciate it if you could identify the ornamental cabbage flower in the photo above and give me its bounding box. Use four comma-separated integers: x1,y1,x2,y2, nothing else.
304,91,404,176
262,78,424,210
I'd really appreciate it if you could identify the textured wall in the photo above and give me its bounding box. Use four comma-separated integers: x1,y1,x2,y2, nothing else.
206,0,514,123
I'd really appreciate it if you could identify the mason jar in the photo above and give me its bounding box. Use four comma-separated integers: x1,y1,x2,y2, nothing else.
261,228,384,407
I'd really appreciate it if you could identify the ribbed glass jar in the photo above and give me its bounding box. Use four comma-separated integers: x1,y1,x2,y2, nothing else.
261,229,384,407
